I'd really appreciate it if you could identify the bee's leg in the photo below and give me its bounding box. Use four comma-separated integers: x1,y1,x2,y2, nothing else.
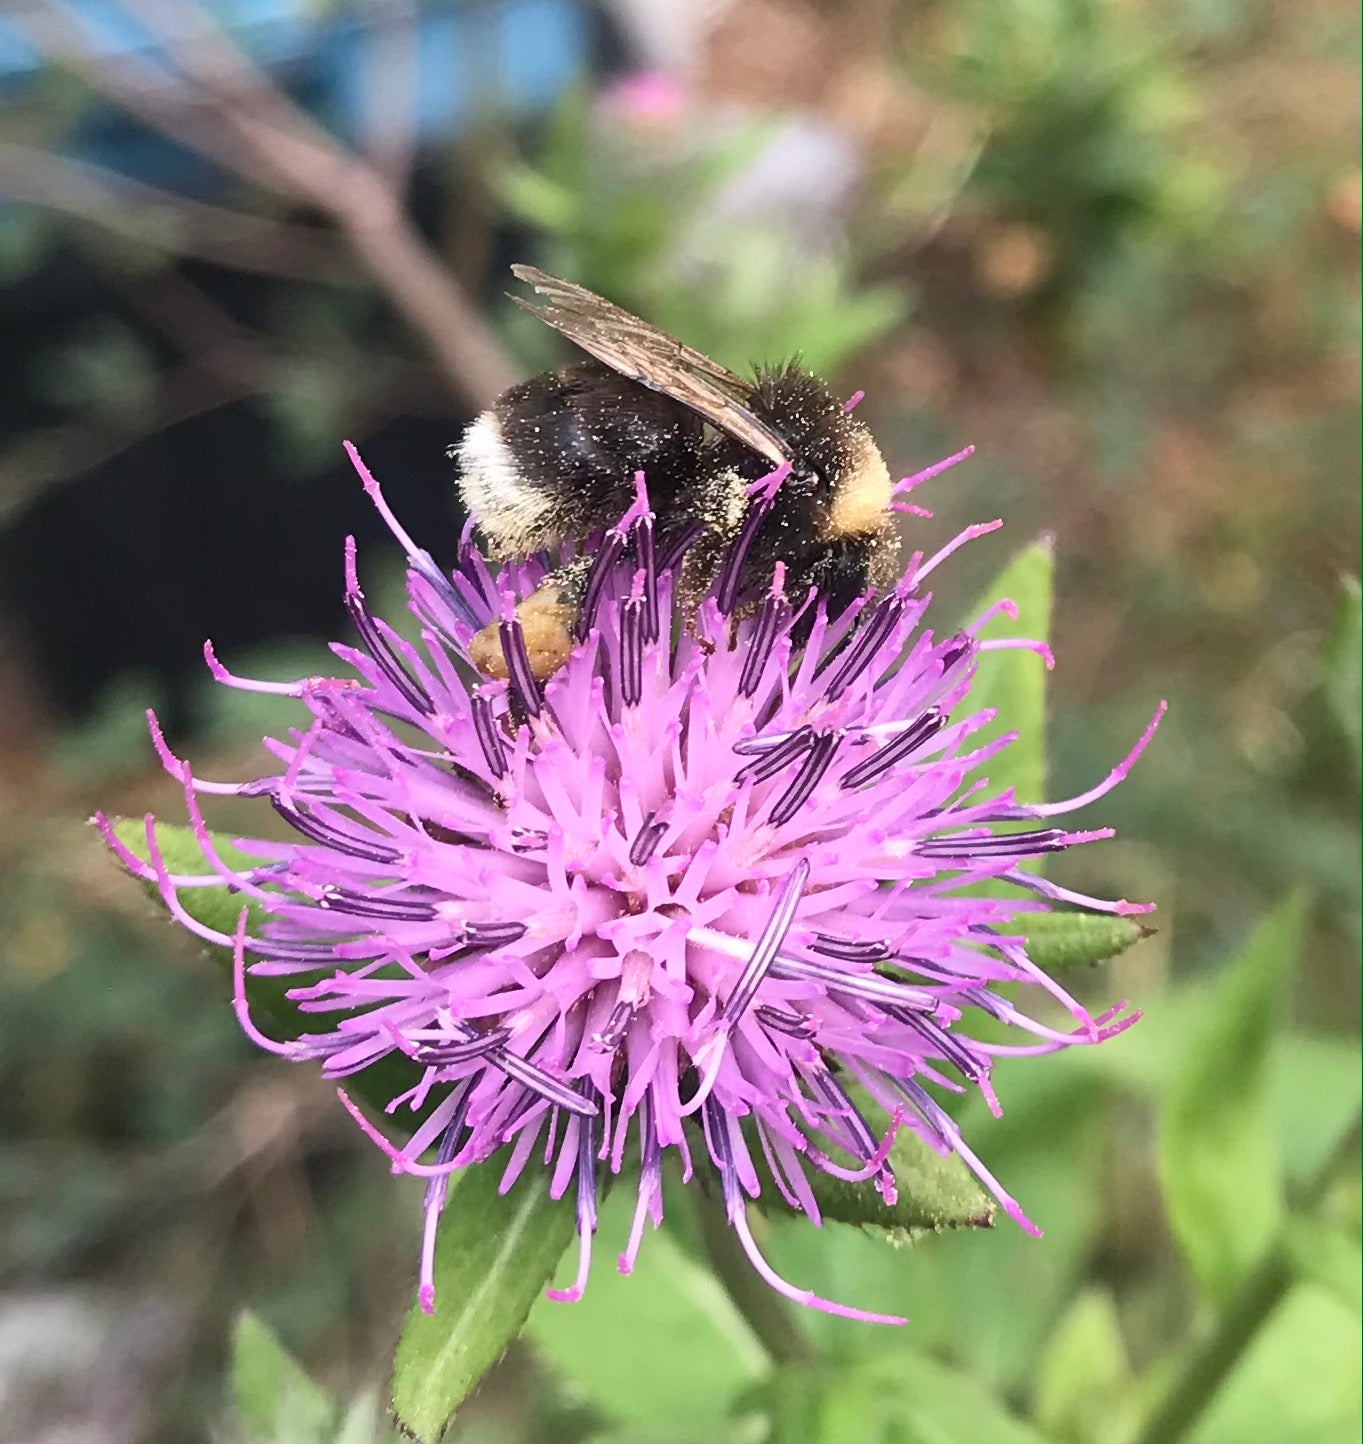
467,555,594,682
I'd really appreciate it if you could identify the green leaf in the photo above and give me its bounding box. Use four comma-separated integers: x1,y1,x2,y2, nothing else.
1185,1284,1361,1444
767,1079,1108,1387
494,162,579,233
755,1366,827,1444
1016,910,1152,970
111,816,271,939
788,1352,1051,1444
964,537,1054,810
232,1310,337,1443
391,1161,576,1443
106,819,428,1122
1033,1288,1137,1444
1271,1036,1362,1188
1282,1215,1362,1314
526,1187,767,1440
1038,978,1358,1193
750,1091,993,1241
1322,576,1361,757
1157,895,1307,1305
333,1390,400,1444
809,1124,994,1242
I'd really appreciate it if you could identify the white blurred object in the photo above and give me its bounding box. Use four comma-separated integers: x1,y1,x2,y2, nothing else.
0,1290,180,1444
690,112,863,259
600,0,731,72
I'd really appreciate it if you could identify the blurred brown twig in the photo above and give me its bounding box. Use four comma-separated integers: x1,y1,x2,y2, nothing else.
0,142,350,281
6,0,520,409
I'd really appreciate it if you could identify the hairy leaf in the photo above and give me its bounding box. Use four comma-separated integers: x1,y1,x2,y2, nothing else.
391,1163,575,1443
1017,909,1152,969
755,1113,994,1242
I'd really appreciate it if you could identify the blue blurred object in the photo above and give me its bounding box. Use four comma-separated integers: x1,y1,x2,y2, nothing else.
0,0,592,193
0,0,606,735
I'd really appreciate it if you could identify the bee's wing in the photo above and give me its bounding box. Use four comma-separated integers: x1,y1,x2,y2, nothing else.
510,265,790,470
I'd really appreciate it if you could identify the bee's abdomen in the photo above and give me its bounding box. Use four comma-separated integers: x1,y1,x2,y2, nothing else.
458,362,704,558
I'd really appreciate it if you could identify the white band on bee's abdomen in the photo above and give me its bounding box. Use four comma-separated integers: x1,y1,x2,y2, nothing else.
456,412,550,556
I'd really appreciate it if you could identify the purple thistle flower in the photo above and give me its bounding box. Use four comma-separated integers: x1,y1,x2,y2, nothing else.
98,439,1164,1326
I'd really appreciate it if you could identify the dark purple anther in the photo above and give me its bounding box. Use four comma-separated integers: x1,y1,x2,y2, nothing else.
891,1077,955,1151
959,986,1009,1020
346,590,433,716
937,634,973,676
754,1005,816,1038
732,729,796,757
739,592,792,698
722,860,809,1025
471,693,508,778
495,1052,598,1116
408,1027,512,1066
705,1097,741,1209
242,940,339,963
770,954,937,1010
316,885,439,921
735,726,813,785
810,932,891,963
890,1007,985,1083
577,529,625,639
768,732,839,826
594,1002,634,1050
629,812,667,865
464,920,528,947
810,1067,881,1162
633,516,659,644
917,828,1066,859
840,709,946,789
620,596,645,706
822,597,903,700
658,520,705,578
715,499,772,615
576,1085,600,1220
271,797,402,864
499,617,543,717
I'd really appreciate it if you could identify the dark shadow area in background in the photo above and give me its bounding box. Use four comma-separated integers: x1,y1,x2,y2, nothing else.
0,0,623,740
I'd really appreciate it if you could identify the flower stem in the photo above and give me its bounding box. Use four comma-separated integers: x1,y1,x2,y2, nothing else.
693,1186,815,1367
1132,1112,1361,1444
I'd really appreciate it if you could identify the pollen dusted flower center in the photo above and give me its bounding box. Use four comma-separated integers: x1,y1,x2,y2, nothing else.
99,443,1162,1325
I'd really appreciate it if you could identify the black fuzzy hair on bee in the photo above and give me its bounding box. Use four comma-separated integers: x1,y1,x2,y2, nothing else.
454,269,900,680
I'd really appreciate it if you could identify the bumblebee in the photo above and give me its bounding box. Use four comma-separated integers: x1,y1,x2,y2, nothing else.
454,266,899,680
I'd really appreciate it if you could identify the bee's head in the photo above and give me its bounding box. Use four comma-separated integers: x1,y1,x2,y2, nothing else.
753,364,892,539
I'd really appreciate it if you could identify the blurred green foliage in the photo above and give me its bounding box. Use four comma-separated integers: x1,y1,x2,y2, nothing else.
1,0,1357,1439
494,88,908,376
